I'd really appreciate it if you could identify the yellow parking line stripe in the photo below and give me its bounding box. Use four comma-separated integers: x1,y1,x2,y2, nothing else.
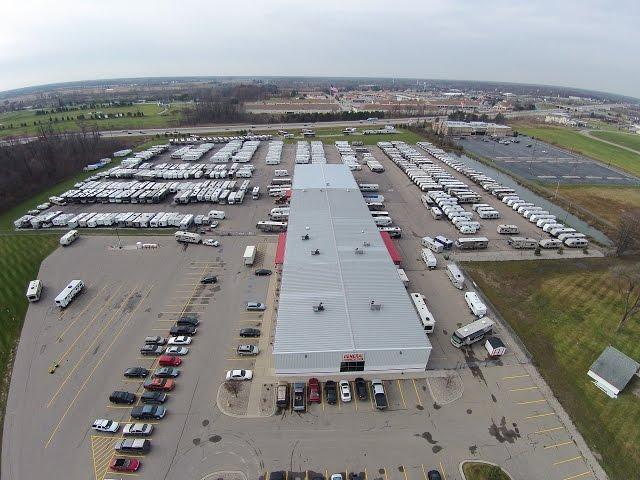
397,379,407,409
382,467,388,480
502,374,530,380
413,378,423,407
421,464,428,480
554,456,583,466
45,284,153,449
401,465,408,480
562,472,591,480
525,412,556,420
509,386,538,392
534,426,564,434
544,440,574,449
440,462,447,480
517,399,547,405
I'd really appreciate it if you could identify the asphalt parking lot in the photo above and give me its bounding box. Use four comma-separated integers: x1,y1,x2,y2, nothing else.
3,141,601,480
457,136,639,185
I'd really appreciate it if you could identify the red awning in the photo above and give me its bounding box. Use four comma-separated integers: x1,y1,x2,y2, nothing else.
380,231,401,266
275,232,287,265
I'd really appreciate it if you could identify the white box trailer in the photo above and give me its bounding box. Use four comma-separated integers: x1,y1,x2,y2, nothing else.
421,248,437,270
174,231,202,244
55,279,84,308
464,292,487,317
60,230,79,246
243,245,256,265
26,280,43,302
446,264,465,289
451,318,494,348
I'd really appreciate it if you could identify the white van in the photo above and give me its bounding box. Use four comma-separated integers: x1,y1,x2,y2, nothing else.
208,210,226,220
60,229,79,246
274,169,289,177
446,264,465,289
430,207,443,220
497,224,519,235
26,280,43,302
421,236,444,253
464,292,487,317
421,248,437,270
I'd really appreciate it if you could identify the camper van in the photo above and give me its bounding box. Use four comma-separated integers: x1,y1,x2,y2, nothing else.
451,318,495,348
421,248,437,270
464,292,487,317
26,280,43,302
421,236,443,253
54,279,84,308
446,264,465,289
497,224,519,235
60,230,79,246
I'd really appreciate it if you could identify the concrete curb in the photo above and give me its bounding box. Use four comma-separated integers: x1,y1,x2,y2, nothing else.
458,460,514,480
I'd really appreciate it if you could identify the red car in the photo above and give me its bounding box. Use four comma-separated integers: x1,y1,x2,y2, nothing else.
308,377,321,403
144,378,175,391
159,354,182,367
110,457,141,472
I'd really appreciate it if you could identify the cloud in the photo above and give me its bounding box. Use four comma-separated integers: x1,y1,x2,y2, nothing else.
0,0,638,97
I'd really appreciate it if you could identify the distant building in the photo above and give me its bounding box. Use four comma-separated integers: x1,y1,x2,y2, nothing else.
436,121,512,137
587,346,639,399
545,113,576,126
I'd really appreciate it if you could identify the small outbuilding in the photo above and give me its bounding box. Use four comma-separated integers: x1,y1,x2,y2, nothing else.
485,337,506,357
587,346,639,399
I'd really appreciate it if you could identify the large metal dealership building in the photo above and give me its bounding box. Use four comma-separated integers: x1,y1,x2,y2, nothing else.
273,164,432,375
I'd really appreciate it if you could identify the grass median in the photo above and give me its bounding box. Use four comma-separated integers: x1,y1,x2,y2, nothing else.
462,463,510,480
556,185,640,226
462,258,640,480
590,130,640,152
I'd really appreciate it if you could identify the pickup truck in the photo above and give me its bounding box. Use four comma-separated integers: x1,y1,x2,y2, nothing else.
293,382,306,412
371,379,388,410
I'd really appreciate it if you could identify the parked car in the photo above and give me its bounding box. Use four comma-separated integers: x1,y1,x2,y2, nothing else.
124,367,149,378
255,269,272,276
354,377,368,401
165,346,189,356
158,354,182,366
200,275,217,284
170,324,197,336
203,239,220,247
427,471,442,480
339,380,352,402
140,344,164,356
239,327,261,337
308,378,321,403
237,344,259,356
143,378,175,391
226,369,253,381
110,458,140,472
176,316,199,326
122,423,154,437
92,419,119,433
325,380,337,405
168,336,192,346
144,336,166,345
154,367,180,378
130,405,166,420
115,438,151,454
109,391,136,404
246,302,266,311
141,391,168,404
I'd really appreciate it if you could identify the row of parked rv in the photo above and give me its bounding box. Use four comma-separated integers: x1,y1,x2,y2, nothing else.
265,141,284,165
15,210,225,230
417,142,589,249
335,141,361,171
170,143,216,161
169,134,272,145
294,140,326,164
173,179,252,205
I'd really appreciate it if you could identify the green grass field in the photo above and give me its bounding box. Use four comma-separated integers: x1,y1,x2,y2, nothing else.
556,185,640,226
462,463,510,480
514,125,640,177
0,103,184,138
283,127,424,145
0,235,60,446
463,258,640,480
590,130,640,152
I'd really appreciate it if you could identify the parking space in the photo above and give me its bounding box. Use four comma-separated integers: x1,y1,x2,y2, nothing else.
457,135,639,185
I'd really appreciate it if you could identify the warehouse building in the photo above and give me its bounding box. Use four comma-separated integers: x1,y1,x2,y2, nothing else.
273,164,432,375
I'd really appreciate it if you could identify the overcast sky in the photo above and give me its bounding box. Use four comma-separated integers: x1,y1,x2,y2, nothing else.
1,0,638,97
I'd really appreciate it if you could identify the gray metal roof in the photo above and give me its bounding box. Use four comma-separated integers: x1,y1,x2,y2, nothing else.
589,346,639,391
274,164,431,355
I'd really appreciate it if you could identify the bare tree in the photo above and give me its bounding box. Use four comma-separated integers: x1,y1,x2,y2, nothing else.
223,380,240,398
614,209,640,256
612,263,640,332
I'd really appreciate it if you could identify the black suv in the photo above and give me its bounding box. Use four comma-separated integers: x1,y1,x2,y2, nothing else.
141,391,167,404
170,324,197,336
109,390,136,404
176,316,199,327
124,367,150,378
200,276,217,284
355,377,368,401
324,380,337,405
239,327,261,338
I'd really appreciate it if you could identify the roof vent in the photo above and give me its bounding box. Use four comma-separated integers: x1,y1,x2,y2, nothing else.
370,300,381,311
363,241,370,247
301,234,310,240
311,249,320,255
313,302,325,312
354,247,364,255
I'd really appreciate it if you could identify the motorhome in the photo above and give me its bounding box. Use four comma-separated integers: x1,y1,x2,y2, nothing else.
435,236,453,250
410,293,436,333
54,279,84,308
446,264,465,289
421,236,443,253
497,224,519,235
174,231,202,244
507,237,538,249
256,221,287,232
421,248,437,270
451,318,495,348
455,237,489,249
26,280,43,302
60,230,79,246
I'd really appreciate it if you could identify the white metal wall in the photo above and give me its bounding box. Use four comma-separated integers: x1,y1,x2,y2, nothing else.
274,347,431,375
